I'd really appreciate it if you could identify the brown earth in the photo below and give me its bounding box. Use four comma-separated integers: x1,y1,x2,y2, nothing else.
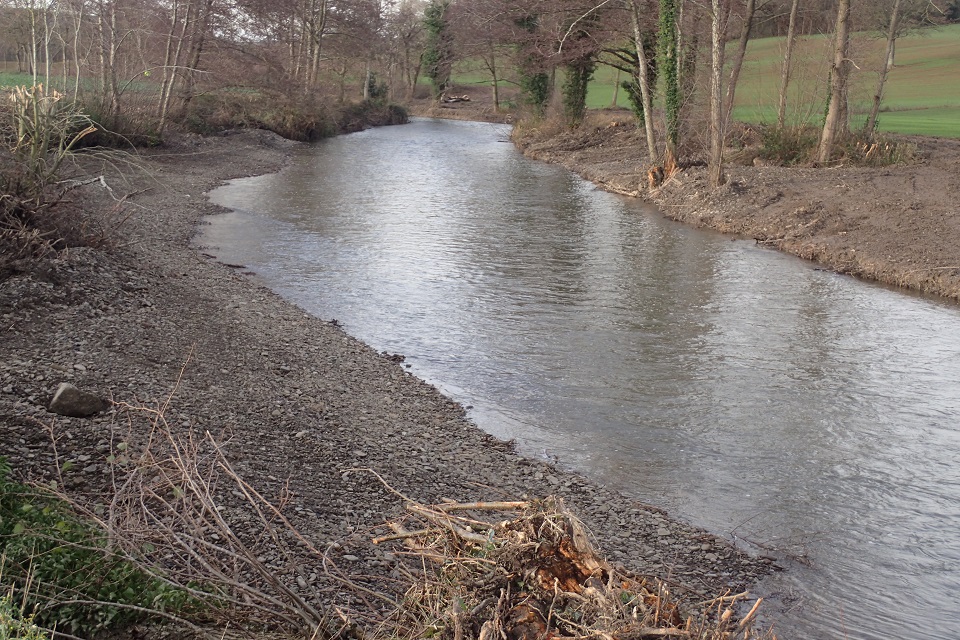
0,127,774,636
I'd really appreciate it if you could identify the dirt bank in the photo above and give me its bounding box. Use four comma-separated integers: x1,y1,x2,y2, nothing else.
0,128,773,634
511,111,960,304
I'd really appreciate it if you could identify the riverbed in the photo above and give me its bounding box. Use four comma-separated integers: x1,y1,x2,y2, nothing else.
202,119,960,640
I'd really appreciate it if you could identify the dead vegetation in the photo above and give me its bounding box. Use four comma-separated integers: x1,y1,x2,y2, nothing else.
356,473,773,640
32,392,775,640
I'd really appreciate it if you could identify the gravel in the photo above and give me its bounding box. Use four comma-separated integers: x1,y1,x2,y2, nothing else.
0,128,774,626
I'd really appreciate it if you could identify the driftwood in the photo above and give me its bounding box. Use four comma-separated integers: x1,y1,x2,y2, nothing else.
440,93,472,103
369,495,770,640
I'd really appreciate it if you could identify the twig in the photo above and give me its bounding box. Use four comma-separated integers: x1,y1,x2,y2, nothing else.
738,598,763,630
435,501,529,512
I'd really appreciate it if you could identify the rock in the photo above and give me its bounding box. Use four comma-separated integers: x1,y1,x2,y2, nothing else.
49,383,109,418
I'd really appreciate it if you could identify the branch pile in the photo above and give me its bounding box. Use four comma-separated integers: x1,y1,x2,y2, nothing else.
371,496,772,640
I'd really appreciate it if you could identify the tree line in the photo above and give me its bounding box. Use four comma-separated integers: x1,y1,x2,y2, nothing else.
0,0,955,172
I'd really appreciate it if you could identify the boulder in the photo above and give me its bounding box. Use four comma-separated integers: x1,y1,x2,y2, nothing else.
49,383,109,418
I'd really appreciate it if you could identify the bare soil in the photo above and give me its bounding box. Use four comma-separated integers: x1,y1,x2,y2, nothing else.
0,128,774,635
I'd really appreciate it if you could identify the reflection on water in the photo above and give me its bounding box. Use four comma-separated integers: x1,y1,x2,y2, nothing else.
203,118,960,640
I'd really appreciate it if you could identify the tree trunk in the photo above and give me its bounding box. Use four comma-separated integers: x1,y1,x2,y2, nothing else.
709,0,728,188
776,0,800,129
657,0,680,171
29,7,38,84
817,0,852,164
179,0,214,115
307,0,328,89
42,5,51,83
363,61,371,100
158,0,189,131
97,2,120,115
70,0,85,99
865,0,902,137
722,0,755,129
488,41,500,111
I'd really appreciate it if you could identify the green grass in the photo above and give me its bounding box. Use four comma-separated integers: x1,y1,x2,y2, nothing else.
0,70,34,88
728,23,960,137
582,23,960,137
586,64,632,109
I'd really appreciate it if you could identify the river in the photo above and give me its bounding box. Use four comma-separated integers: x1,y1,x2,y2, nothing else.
202,118,960,640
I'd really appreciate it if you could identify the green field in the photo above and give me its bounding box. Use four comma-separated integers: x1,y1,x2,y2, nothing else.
450,23,960,137
624,23,960,137
729,23,960,136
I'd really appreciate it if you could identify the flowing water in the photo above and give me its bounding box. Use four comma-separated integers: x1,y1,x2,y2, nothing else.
202,118,960,639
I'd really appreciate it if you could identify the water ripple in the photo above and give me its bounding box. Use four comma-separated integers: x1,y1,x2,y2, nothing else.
204,118,960,640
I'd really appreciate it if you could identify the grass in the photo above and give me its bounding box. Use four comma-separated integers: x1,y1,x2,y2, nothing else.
729,23,960,136
452,23,960,137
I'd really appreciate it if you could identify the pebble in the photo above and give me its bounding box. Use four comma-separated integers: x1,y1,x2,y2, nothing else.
0,132,772,626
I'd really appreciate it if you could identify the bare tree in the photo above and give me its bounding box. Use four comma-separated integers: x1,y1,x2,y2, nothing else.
776,0,800,129
708,0,729,187
627,0,657,164
864,0,901,136
722,0,758,129
817,0,852,164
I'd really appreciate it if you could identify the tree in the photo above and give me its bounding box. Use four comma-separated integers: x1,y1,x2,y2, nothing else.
561,56,594,126
626,0,657,165
776,0,800,129
864,0,901,136
657,0,680,171
385,0,426,99
863,0,929,136
423,0,453,96
722,0,757,129
817,0,851,164
708,0,729,188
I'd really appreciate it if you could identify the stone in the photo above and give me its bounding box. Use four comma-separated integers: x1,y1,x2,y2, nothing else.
49,383,109,418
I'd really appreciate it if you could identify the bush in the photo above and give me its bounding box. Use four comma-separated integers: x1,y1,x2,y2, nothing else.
757,124,820,166
182,91,408,140
0,85,102,277
839,131,918,166
0,458,197,637
77,102,163,149
182,91,339,141
0,585,50,640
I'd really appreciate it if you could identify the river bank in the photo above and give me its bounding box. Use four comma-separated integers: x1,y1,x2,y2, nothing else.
0,128,773,635
510,112,960,304
411,86,960,303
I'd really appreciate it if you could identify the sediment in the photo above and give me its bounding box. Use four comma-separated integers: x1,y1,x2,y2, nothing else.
0,127,774,631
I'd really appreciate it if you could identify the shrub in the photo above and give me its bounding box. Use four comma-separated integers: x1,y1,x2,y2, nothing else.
839,131,918,166
0,584,50,640
0,85,101,277
0,458,197,637
757,124,820,165
182,91,339,141
2,85,96,203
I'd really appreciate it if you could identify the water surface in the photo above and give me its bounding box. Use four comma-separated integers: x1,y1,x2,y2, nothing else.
204,118,960,640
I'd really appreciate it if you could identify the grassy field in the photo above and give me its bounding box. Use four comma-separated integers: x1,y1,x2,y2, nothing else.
729,23,960,136
450,23,960,137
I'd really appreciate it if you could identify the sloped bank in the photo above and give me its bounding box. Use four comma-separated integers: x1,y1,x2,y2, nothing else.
513,119,960,303
0,128,774,635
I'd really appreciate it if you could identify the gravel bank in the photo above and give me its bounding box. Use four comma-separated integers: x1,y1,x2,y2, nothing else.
0,128,773,630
